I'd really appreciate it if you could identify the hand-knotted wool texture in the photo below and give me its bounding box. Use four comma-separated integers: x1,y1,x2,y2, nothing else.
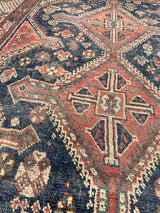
0,0,160,212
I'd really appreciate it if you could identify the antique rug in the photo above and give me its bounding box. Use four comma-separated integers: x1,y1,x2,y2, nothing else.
0,0,160,212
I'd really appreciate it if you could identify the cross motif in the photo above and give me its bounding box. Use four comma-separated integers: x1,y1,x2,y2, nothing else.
67,69,154,166
104,11,124,44
88,11,138,44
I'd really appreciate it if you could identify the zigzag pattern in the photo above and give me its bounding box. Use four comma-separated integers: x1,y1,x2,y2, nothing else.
125,131,160,204
44,103,108,213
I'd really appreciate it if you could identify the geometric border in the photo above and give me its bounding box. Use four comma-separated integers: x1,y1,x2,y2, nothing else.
118,130,160,212
44,103,108,213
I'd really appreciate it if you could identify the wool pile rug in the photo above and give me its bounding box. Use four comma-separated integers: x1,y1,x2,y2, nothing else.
0,0,160,212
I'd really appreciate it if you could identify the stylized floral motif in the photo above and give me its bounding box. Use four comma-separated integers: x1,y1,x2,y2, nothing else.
43,204,52,213
36,63,68,82
143,42,153,56
35,51,51,62
54,193,76,213
20,199,29,210
19,56,31,67
82,50,95,59
134,55,148,66
42,14,50,21
43,6,61,14
31,201,41,213
48,19,58,26
11,117,20,126
152,57,160,69
11,197,21,211
100,93,122,115
75,33,85,43
145,64,157,74
30,106,46,124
